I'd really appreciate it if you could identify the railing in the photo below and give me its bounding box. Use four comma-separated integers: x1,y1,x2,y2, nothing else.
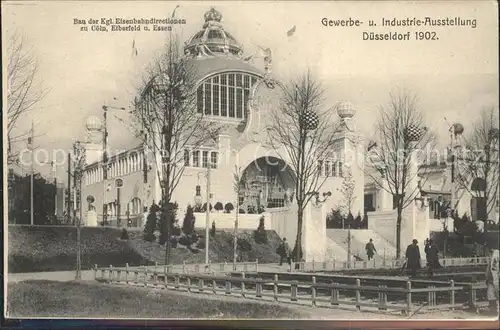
289,257,490,272
97,260,260,275
95,257,489,277
94,266,489,315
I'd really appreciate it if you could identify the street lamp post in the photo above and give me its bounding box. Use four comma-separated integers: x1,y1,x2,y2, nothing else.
73,141,86,280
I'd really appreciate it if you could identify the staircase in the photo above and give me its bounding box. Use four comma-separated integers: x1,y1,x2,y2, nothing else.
326,229,397,262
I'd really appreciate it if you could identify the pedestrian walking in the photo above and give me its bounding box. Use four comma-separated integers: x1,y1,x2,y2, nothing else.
365,238,377,261
277,238,291,266
485,248,499,314
424,239,440,278
405,239,421,278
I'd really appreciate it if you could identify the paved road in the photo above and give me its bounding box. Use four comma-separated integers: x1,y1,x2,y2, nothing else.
7,270,96,283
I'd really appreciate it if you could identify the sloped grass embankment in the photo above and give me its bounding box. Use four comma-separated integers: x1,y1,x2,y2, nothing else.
8,226,282,273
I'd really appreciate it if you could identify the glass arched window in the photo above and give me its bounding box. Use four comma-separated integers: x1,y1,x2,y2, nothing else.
196,72,259,119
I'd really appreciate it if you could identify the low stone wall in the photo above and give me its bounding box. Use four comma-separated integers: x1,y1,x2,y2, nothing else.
193,212,267,230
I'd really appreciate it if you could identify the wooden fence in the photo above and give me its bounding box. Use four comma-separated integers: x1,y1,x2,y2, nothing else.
94,265,489,315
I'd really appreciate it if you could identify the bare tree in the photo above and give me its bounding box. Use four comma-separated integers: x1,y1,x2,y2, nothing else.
7,31,47,163
455,107,499,222
131,33,221,264
366,90,436,258
266,71,340,264
340,166,357,215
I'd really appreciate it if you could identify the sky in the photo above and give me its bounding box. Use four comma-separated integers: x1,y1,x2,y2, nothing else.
2,0,498,182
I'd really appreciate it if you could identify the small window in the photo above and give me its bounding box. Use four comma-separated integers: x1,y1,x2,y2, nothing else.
202,151,209,168
332,162,337,177
210,152,218,169
184,149,190,166
192,151,200,167
325,161,330,177
339,162,343,177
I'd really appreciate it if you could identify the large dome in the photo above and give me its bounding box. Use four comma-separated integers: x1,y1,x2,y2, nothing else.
184,7,244,58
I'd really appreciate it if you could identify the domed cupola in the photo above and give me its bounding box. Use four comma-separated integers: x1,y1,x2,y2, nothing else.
184,7,244,58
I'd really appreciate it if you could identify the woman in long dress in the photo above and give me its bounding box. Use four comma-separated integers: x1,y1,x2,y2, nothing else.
485,248,499,313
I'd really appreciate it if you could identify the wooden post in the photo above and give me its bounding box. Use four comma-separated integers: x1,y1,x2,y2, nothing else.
134,271,139,285
312,259,315,272
225,279,232,295
94,264,98,280
224,261,227,272
154,271,159,287
406,281,412,316
311,276,317,306
450,280,455,310
273,274,279,301
175,275,180,289
212,279,217,294
182,261,186,274
101,267,105,280
164,267,168,288
199,277,204,292
187,276,192,292
378,285,388,311
291,281,298,301
355,279,361,311
117,269,121,283
241,272,246,297
109,265,113,282
468,285,477,312
256,278,262,298
125,263,129,284
331,282,339,305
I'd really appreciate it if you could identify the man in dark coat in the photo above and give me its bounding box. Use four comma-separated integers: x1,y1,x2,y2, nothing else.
424,239,441,277
405,239,421,278
365,239,377,261
277,238,291,266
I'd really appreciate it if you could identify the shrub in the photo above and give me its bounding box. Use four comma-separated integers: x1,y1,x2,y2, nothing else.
182,205,196,235
172,226,181,237
178,235,191,247
254,216,268,244
214,202,224,212
326,208,344,229
196,238,206,250
202,202,213,212
354,212,362,229
193,204,203,213
157,202,178,245
257,205,266,214
143,206,158,242
170,236,178,248
224,202,234,213
238,208,245,214
345,212,354,229
120,228,129,240
247,205,256,214
210,221,216,237
362,213,368,229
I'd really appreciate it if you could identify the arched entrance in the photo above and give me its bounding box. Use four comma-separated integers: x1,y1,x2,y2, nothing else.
470,178,487,221
238,156,295,212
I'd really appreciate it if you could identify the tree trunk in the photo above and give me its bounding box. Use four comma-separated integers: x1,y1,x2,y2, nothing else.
396,206,403,259
295,206,304,269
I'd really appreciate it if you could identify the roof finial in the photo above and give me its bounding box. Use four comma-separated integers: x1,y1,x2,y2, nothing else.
204,7,222,23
